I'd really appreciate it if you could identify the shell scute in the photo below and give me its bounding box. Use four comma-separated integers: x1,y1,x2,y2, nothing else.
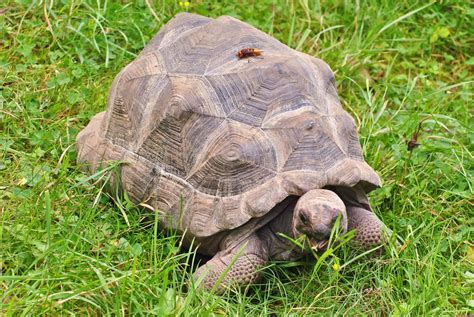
77,13,381,239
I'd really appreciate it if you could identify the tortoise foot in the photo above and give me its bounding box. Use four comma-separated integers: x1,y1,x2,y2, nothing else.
193,234,268,293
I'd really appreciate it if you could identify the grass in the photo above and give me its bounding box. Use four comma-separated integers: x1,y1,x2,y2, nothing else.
1,0,473,315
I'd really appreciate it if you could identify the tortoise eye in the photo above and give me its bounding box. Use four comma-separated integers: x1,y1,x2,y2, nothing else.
300,212,308,224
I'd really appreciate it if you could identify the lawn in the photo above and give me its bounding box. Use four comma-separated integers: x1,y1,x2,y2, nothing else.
1,0,473,315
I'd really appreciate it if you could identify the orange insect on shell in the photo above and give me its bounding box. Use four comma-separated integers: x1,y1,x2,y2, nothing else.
236,48,263,59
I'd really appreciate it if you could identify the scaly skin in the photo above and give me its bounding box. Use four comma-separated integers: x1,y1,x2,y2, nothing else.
193,189,390,293
347,206,389,248
193,233,269,291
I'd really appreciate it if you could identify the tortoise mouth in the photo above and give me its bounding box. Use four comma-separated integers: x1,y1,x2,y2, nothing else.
308,238,329,252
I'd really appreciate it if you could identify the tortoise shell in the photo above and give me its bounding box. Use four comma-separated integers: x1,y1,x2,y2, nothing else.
77,13,380,239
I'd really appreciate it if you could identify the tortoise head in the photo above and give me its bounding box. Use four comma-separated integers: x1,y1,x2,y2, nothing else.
293,189,348,250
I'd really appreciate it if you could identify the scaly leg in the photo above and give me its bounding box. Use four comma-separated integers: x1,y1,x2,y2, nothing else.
347,206,392,248
193,233,268,292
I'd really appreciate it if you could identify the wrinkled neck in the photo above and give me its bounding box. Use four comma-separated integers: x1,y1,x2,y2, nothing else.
257,198,303,259
268,207,297,239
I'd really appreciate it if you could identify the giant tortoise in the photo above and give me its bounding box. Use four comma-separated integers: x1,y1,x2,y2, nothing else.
77,13,392,291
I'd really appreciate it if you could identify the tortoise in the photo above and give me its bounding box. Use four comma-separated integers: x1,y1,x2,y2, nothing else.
77,13,392,291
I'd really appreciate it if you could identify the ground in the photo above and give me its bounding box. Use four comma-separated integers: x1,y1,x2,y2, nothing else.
1,0,473,315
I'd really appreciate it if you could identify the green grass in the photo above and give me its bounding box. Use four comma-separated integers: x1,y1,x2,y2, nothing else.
1,0,473,315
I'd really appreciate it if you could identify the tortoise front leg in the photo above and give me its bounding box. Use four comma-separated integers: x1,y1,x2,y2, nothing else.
346,206,392,249
193,233,268,292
